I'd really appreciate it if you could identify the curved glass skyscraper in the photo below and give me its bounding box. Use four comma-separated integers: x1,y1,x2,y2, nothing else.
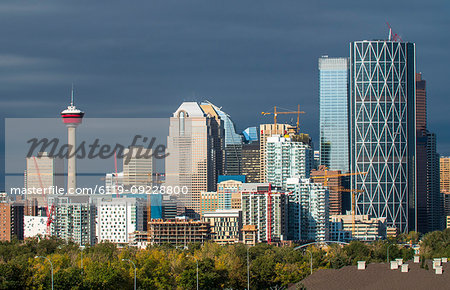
350,40,416,233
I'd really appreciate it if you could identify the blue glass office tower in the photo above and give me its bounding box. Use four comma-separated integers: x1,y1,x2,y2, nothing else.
319,56,349,173
350,40,416,233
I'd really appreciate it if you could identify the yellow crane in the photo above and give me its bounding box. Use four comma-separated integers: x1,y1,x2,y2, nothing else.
311,171,367,237
262,105,305,132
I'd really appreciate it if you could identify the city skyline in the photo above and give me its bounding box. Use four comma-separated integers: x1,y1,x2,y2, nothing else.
0,1,449,157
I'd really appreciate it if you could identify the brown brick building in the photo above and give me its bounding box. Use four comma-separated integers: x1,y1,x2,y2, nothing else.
0,202,24,241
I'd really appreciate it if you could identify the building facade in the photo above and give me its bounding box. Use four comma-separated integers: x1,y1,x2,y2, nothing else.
201,102,243,175
217,180,243,210
25,152,64,207
241,190,288,243
148,219,211,246
202,209,242,244
97,197,146,244
165,102,224,216
259,124,288,182
319,56,349,172
440,156,450,193
24,216,47,238
286,178,329,242
266,135,312,189
330,214,387,242
0,202,24,241
350,40,416,233
122,146,153,189
49,196,96,245
310,167,343,215
241,142,260,183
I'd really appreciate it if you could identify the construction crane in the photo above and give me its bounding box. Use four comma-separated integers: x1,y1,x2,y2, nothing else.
387,22,403,42
32,156,54,235
310,171,367,238
261,105,305,133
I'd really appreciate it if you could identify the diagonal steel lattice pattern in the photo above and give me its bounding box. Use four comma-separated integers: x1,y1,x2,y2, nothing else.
350,40,416,233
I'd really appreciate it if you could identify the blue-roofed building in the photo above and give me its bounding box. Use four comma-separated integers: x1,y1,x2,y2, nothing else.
242,127,258,143
217,175,246,183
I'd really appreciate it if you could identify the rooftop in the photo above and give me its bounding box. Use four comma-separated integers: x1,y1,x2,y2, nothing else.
292,260,450,290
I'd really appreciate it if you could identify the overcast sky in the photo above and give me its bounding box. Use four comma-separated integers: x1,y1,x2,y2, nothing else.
1,0,449,187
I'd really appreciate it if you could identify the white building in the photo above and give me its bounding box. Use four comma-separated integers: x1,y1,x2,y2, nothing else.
286,178,329,242
97,197,146,244
241,189,289,243
24,216,47,238
266,136,312,189
105,172,124,194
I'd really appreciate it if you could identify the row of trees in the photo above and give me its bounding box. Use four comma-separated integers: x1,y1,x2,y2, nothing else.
1,229,449,289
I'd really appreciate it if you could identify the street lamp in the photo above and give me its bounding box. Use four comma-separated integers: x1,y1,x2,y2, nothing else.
247,245,250,290
187,255,199,290
387,244,395,264
35,256,53,290
122,259,137,290
305,250,313,275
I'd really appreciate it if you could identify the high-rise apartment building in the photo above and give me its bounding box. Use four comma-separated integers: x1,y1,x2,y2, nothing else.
259,124,288,182
319,56,349,172
0,202,24,241
25,152,64,207
350,39,416,233
49,196,96,245
165,102,224,216
241,142,260,183
266,135,312,189
286,178,329,242
241,189,289,243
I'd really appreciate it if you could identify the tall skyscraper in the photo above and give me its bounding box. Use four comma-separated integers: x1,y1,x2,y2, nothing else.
165,102,224,216
60,89,84,193
201,102,242,175
415,73,442,233
350,39,416,233
123,146,153,189
426,132,442,231
25,152,64,207
259,124,288,182
319,56,349,172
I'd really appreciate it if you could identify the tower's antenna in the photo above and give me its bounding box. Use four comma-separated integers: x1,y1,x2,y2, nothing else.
71,83,74,106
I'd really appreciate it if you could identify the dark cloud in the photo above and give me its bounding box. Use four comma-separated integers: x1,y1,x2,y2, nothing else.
0,0,449,164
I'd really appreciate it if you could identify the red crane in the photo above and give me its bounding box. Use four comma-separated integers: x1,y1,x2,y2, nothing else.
32,156,54,235
387,22,403,42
